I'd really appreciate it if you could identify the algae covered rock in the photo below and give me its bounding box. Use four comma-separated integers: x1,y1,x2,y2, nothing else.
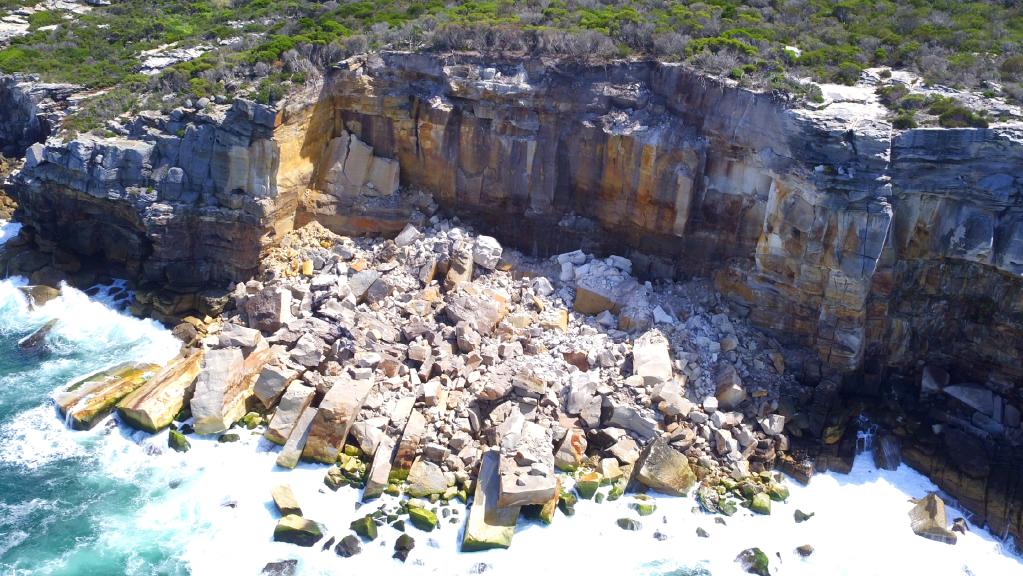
736,547,770,576
168,429,191,453
616,517,642,531
575,470,601,500
635,437,695,496
273,515,323,547
409,507,438,532
350,514,378,541
750,492,771,515
393,533,415,562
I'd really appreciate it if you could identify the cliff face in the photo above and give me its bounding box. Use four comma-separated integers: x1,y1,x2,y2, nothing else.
0,75,76,158
5,52,1023,542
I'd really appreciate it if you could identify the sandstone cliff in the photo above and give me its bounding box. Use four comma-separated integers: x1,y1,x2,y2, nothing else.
4,54,1023,544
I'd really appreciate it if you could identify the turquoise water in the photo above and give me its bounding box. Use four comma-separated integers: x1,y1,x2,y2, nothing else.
0,278,182,574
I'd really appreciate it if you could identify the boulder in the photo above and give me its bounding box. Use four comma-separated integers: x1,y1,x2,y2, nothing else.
261,560,297,576
350,514,378,541
302,375,375,463
393,533,415,562
273,515,323,547
17,318,57,351
462,449,519,551
714,363,746,410
943,384,994,416
271,484,302,516
472,236,503,269
608,403,659,441
632,330,672,383
334,534,362,557
168,429,190,452
265,383,316,445
909,493,957,544
554,428,587,471
244,287,293,332
409,506,439,531
118,350,203,432
636,437,696,496
407,458,448,497
750,492,771,515
391,410,427,480
54,362,160,430
873,434,902,471
736,548,770,576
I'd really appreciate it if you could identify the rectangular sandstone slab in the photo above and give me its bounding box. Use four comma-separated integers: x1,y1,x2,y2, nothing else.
462,449,519,552
118,349,203,433
301,376,375,463
191,339,270,435
54,362,160,430
390,410,426,481
362,436,396,501
265,382,316,445
277,406,318,469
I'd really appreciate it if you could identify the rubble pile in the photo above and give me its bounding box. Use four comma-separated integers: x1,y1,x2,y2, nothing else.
120,218,804,551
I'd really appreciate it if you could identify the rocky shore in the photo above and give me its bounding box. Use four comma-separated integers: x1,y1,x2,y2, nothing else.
2,51,1022,556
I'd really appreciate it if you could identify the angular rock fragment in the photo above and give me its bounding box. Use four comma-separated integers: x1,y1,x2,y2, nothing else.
191,335,270,434
273,515,323,547
271,484,302,516
362,436,395,501
253,364,299,410
632,330,672,383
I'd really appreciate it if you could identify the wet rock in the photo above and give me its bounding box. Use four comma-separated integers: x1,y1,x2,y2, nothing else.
908,493,957,544
168,429,191,452
17,318,57,351
55,362,160,430
463,450,518,551
273,515,323,547
350,514,378,541
736,547,769,576
261,560,298,576
873,434,902,471
794,509,814,523
393,533,415,562
796,544,814,557
271,484,302,516
696,527,710,538
750,492,771,515
409,506,439,531
118,350,203,433
616,518,642,531
335,534,362,557
636,437,696,496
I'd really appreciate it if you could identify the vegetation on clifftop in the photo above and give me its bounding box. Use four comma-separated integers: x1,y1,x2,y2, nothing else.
1,1,1021,130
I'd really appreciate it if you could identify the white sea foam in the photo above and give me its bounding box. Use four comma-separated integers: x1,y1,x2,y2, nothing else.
80,426,1021,576
0,220,21,247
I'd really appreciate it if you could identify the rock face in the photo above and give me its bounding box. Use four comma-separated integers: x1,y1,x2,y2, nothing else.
0,75,76,157
117,349,201,432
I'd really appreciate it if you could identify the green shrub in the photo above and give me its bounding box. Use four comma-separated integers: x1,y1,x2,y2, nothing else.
938,107,989,128
892,112,917,129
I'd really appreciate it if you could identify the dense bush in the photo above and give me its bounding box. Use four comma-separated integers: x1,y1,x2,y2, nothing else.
1,0,1021,132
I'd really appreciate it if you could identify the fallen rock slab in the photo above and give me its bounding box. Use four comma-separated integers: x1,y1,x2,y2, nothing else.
462,449,519,552
54,362,160,430
302,375,375,463
272,484,302,516
276,406,318,469
909,493,957,544
362,436,395,501
118,350,203,432
265,383,316,445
